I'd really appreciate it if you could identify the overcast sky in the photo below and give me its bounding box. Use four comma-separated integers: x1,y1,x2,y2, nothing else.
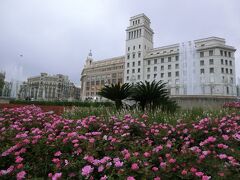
0,0,240,85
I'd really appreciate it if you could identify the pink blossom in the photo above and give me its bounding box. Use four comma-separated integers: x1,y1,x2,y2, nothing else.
100,175,108,180
222,134,229,140
54,151,62,156
181,169,188,175
115,161,123,167
127,176,136,180
131,163,139,170
144,152,151,158
152,167,158,172
98,165,104,172
154,177,161,180
16,171,26,180
202,175,211,180
218,154,227,159
160,162,166,168
168,158,176,164
82,165,94,176
52,172,62,180
196,171,204,177
15,156,24,163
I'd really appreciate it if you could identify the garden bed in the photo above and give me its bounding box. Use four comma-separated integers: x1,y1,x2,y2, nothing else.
0,105,239,179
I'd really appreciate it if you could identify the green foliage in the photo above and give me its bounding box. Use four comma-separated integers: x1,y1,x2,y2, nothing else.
9,100,113,107
0,78,4,96
131,80,178,112
98,83,132,110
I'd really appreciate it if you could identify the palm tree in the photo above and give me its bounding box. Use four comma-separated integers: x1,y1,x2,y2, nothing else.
131,80,177,112
98,83,132,110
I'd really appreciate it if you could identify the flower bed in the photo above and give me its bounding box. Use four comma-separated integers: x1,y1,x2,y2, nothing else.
0,106,239,179
223,101,240,108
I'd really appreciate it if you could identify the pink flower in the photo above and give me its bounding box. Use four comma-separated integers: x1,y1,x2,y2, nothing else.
152,167,158,172
202,175,211,180
15,156,24,163
98,165,104,172
100,175,107,180
218,154,227,159
89,138,95,143
196,171,204,177
168,158,176,164
54,151,62,157
181,169,188,175
160,162,166,168
190,167,197,173
16,171,26,180
115,161,123,167
222,134,229,140
52,158,60,164
82,165,94,176
131,163,139,170
144,152,151,158
127,176,136,180
154,177,161,180
52,172,62,180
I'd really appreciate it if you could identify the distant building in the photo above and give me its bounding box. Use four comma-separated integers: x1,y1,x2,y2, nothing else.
81,52,124,100
19,73,79,101
2,81,12,97
80,13,237,99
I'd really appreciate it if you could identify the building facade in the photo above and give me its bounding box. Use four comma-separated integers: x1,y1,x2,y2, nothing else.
19,73,80,101
80,13,237,99
81,52,124,100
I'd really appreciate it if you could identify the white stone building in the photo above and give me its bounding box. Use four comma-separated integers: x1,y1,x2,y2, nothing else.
81,13,237,98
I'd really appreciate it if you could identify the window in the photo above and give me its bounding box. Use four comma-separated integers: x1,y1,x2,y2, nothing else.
221,59,224,65
161,58,164,63
138,52,141,58
209,59,214,65
226,68,228,74
147,67,150,72
138,61,141,66
127,54,130,59
228,52,231,57
132,69,135,73
224,51,227,57
225,60,228,65
175,56,179,61
127,63,129,67
161,66,164,70
154,74,157,78
209,50,213,56
127,70,129,74
133,46,135,50
168,72,171,77
200,52,204,57
132,62,135,67
127,76,129,80
200,60,204,66
128,47,130,51
175,71,179,77
139,44,141,49
168,65,171,69
175,64,179,69
137,75,140,80
154,66,157,71
230,77,233,83
229,60,232,66
168,57,171,62
210,68,214,73
138,68,140,73
147,74,150,79
220,50,223,56
230,69,232,74
148,60,151,65
154,59,157,64
161,73,164,78
200,69,204,74
221,68,224,73
133,53,135,59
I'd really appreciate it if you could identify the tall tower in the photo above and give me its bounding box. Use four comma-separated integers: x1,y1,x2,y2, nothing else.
124,14,154,83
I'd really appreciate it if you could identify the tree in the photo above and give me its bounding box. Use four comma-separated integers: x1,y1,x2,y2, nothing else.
98,83,132,110
131,80,177,112
0,78,4,97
